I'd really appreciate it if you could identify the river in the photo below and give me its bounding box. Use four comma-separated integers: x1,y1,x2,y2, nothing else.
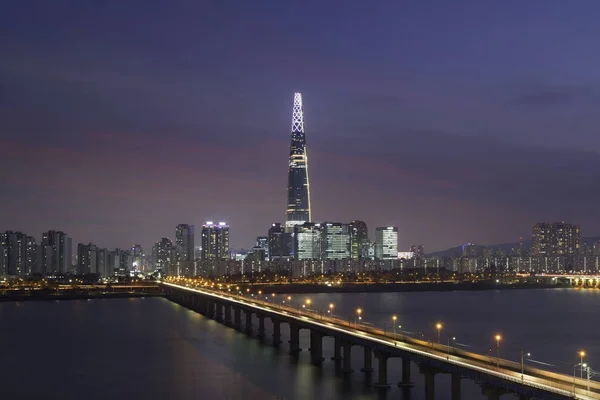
0,288,598,399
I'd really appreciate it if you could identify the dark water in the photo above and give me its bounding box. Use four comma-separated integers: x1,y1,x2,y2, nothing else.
0,288,598,400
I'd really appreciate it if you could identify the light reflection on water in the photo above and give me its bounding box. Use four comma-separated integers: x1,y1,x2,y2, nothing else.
0,288,596,399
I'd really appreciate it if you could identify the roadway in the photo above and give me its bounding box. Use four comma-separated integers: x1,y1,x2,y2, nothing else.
164,281,599,400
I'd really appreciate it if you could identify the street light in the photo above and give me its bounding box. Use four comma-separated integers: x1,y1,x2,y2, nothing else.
328,303,334,315
580,351,586,379
356,308,362,328
306,298,311,308
392,316,398,338
447,336,456,360
574,362,587,395
520,348,531,381
435,323,442,343
495,334,502,368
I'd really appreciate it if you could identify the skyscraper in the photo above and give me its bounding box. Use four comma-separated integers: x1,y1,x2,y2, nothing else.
294,223,322,260
201,222,230,261
322,223,350,260
349,220,369,260
154,238,173,275
41,230,71,275
175,224,195,276
268,223,292,261
531,222,581,259
375,227,398,260
286,92,311,231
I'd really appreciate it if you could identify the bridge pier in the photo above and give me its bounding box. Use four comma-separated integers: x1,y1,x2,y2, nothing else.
309,330,324,364
195,296,206,315
215,302,223,322
398,356,413,387
224,304,232,325
420,364,437,400
341,341,353,374
331,336,342,362
481,384,508,400
360,347,374,372
207,300,215,319
451,373,461,400
244,312,253,335
272,320,282,347
289,324,300,355
257,315,265,340
233,307,241,329
373,350,391,388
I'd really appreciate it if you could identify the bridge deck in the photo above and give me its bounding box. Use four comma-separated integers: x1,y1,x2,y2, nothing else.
164,282,599,400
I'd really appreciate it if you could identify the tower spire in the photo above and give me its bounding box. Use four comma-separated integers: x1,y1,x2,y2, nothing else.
291,92,304,133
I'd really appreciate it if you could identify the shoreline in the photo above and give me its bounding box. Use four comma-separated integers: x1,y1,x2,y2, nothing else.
0,291,162,302
248,281,572,294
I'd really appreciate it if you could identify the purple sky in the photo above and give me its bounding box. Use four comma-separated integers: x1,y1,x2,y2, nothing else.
2,0,600,252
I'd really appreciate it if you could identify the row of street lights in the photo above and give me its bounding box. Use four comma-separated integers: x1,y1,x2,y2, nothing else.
198,283,595,390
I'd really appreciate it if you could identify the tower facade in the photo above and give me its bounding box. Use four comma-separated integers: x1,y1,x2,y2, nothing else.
286,92,311,231
375,227,398,260
201,222,230,261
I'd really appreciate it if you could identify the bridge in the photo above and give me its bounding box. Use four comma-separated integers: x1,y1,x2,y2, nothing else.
163,281,599,400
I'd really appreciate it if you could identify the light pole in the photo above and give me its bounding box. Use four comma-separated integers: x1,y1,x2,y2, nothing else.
356,308,362,328
447,336,456,360
520,348,531,382
580,351,586,379
328,303,334,316
573,362,586,395
495,334,501,368
436,323,442,344
305,298,311,310
287,296,292,308
392,316,397,339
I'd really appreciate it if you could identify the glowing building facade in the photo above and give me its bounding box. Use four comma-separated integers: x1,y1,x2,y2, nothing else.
286,92,311,232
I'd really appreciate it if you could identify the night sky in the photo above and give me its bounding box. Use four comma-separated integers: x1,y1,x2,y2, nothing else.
3,0,600,252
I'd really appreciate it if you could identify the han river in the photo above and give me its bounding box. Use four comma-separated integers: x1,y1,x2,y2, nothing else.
1,288,599,399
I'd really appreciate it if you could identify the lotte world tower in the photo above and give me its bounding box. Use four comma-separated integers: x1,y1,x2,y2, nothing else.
285,92,312,231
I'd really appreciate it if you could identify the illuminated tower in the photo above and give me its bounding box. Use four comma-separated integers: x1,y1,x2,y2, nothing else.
286,92,311,231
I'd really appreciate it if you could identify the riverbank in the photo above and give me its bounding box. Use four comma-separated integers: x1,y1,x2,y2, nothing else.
0,291,162,302
252,281,571,294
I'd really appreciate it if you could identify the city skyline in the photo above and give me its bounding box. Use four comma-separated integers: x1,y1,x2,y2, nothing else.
4,1,600,252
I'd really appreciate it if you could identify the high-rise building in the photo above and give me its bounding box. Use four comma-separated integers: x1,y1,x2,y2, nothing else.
268,223,292,261
41,231,71,275
285,92,311,232
0,243,8,277
375,227,398,260
256,236,269,259
531,222,581,258
175,224,195,276
201,222,230,261
322,222,350,260
77,243,98,275
131,244,143,271
154,238,173,275
349,220,369,260
294,223,322,260
25,236,36,275
175,225,195,261
96,248,108,277
0,231,27,277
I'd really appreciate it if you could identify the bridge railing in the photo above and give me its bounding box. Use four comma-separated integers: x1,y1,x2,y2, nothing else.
173,283,598,398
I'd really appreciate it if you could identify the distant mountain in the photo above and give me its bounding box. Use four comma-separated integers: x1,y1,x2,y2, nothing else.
427,236,600,258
